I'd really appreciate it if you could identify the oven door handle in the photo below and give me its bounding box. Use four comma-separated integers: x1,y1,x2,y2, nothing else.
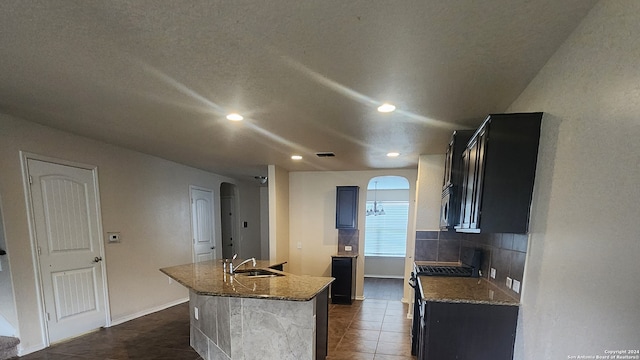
408,272,418,289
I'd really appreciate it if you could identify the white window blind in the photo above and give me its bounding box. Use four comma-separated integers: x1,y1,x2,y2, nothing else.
364,200,409,257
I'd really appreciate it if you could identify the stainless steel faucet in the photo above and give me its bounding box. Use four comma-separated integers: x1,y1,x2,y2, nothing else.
229,256,256,274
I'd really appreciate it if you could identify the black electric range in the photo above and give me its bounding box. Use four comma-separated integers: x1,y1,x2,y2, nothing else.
414,248,483,278
409,248,483,356
415,264,474,277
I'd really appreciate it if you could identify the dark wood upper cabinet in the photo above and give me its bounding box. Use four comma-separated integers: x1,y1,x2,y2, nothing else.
440,130,474,229
336,186,359,229
456,112,543,234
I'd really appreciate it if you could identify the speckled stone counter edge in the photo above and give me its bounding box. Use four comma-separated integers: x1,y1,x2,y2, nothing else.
160,259,334,302
418,276,520,306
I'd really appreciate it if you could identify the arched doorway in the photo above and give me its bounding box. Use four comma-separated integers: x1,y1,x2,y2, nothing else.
362,176,410,300
220,182,239,259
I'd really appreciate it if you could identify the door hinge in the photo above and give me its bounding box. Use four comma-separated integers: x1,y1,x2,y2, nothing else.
46,312,51,322
191,198,194,204
28,175,33,185
37,246,42,255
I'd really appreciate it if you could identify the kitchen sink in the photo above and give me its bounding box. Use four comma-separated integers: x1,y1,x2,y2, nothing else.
234,269,284,278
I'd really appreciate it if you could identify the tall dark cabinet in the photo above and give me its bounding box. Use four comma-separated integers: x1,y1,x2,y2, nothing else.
335,186,359,229
440,130,474,229
331,255,357,304
456,112,543,234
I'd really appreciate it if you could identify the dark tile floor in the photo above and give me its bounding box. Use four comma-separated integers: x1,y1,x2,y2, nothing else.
327,298,414,360
16,278,413,360
15,303,201,360
363,278,405,301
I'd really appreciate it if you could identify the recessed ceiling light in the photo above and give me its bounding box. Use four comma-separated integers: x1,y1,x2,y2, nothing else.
226,113,244,121
377,103,396,113
387,152,400,157
291,155,303,160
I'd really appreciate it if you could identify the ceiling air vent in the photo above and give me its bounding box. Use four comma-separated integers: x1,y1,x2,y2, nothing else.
315,152,335,158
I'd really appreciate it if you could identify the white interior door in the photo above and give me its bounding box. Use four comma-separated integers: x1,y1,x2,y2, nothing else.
191,187,215,262
27,159,107,344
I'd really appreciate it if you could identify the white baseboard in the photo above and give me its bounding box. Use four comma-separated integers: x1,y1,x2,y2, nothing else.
355,295,366,301
18,343,46,357
363,275,404,279
109,297,189,327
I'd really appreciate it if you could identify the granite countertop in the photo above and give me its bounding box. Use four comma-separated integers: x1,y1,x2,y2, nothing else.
418,276,519,306
160,260,334,302
332,253,358,258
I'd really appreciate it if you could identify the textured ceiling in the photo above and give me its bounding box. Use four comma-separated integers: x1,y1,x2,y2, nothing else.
0,0,598,180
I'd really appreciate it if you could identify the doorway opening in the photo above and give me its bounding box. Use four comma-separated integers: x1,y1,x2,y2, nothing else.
220,182,239,259
363,176,410,300
0,194,19,338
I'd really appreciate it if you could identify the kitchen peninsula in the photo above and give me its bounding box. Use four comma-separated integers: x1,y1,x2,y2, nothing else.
161,260,334,360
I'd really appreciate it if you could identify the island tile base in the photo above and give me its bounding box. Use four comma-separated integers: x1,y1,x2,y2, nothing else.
189,289,327,360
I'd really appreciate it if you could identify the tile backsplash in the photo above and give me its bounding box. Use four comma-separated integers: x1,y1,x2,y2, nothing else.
338,229,359,254
415,230,528,300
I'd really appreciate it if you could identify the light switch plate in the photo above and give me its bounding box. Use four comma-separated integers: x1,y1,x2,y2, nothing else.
490,268,496,279
194,307,199,320
345,245,352,251
107,232,121,243
506,277,513,289
513,279,521,294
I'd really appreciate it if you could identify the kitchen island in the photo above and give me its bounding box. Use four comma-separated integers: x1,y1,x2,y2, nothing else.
161,260,334,360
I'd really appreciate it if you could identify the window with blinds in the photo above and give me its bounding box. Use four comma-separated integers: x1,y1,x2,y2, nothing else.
364,200,409,257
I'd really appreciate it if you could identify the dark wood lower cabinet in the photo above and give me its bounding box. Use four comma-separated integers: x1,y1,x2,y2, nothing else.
331,256,356,304
417,301,519,360
315,287,329,360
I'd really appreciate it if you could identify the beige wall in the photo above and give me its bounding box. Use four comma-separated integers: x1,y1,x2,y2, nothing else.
268,165,290,265
415,155,446,230
288,170,417,301
0,114,261,353
507,1,640,358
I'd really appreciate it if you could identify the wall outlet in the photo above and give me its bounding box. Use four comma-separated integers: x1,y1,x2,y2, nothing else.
490,267,496,279
297,242,302,249
107,232,121,243
506,277,513,289
344,245,352,252
512,279,521,294
194,306,199,320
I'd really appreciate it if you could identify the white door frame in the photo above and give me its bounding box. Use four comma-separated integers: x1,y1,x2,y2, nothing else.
189,185,218,262
20,152,111,347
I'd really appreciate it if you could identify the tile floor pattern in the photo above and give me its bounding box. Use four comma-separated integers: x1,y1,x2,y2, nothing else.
14,279,414,359
326,299,415,360
362,278,404,301
14,303,201,360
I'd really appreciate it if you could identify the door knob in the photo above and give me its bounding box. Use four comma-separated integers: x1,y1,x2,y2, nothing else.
94,256,103,263
0,249,6,256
